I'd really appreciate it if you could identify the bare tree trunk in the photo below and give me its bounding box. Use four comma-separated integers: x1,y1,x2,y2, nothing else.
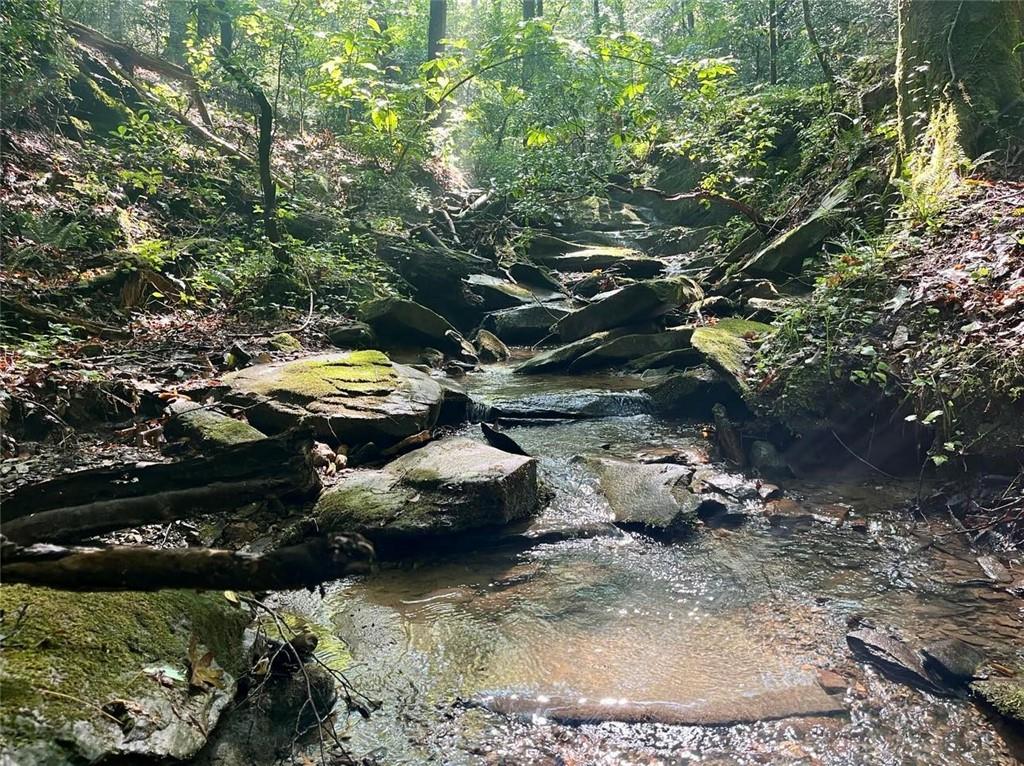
216,47,285,262
522,0,537,86
107,0,123,40
166,0,188,64
216,0,233,54
593,0,601,34
801,0,836,90
768,0,778,84
427,0,447,62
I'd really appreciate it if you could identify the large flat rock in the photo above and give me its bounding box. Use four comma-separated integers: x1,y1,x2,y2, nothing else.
315,437,541,549
224,351,443,447
481,303,575,344
555,278,702,342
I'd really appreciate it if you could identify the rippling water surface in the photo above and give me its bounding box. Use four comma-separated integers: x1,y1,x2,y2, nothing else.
304,365,1023,765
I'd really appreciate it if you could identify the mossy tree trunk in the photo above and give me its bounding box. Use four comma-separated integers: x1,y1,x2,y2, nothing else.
896,0,1024,160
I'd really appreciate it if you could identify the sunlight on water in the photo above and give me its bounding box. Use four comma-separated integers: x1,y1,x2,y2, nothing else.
313,368,1023,765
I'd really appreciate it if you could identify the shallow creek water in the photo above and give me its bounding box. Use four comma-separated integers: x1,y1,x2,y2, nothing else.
299,366,1022,765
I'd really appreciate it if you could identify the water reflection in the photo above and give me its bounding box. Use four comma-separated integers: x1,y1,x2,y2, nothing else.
314,370,1022,765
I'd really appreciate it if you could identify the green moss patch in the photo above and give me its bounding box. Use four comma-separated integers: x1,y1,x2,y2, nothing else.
0,585,250,749
972,677,1024,724
237,351,398,400
692,319,774,392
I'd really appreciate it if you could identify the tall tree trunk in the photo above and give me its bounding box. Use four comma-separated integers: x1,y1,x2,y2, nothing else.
801,0,836,90
216,0,233,54
593,0,601,34
197,0,214,39
166,0,188,65
107,0,124,40
768,0,778,85
522,0,537,87
427,0,447,62
216,48,285,263
896,0,1024,159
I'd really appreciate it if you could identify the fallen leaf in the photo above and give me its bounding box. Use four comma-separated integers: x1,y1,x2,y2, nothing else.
187,636,224,690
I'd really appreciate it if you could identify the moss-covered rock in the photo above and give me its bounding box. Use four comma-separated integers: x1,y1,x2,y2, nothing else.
691,319,775,395
268,332,303,352
0,585,250,765
165,399,266,448
315,437,541,552
224,351,443,447
971,677,1024,726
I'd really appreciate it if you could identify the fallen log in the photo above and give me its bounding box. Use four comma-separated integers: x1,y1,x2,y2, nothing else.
1,297,131,340
0,535,374,591
65,19,214,127
2,431,316,520
1,432,319,543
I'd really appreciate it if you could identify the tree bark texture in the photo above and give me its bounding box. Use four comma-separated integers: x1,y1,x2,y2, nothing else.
896,0,1024,157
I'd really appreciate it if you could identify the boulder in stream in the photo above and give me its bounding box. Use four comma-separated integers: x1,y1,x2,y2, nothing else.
846,627,947,695
473,329,511,363
464,273,565,311
513,329,624,374
538,246,666,278
587,456,715,535
646,366,744,418
554,277,703,342
480,302,575,344
314,437,542,551
223,351,443,447
568,328,698,372
360,297,477,362
921,638,985,688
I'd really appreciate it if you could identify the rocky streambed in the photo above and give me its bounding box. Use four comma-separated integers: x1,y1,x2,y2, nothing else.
266,364,1023,765
3,196,1022,765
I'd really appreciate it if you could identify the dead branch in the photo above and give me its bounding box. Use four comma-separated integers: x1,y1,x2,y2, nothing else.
0,535,374,591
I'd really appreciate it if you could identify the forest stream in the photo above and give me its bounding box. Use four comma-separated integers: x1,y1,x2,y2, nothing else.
4,3,1024,764
270,363,1023,765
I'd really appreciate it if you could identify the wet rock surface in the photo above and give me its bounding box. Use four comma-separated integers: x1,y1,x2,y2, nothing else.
554,277,702,342
586,456,702,534
480,302,574,344
314,437,542,550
